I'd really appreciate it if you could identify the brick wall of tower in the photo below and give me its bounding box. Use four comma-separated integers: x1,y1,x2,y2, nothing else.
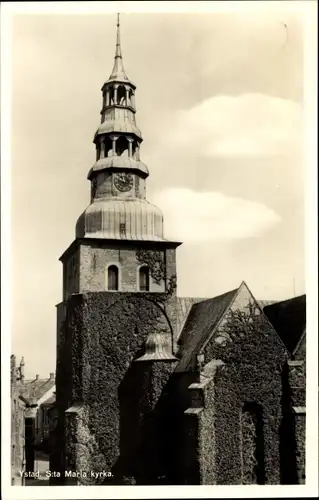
78,242,166,293
63,249,80,300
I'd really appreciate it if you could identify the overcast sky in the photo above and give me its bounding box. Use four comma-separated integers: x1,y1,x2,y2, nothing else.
11,6,305,377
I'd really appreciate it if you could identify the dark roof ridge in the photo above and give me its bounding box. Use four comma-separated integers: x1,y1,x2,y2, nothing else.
263,294,306,309
262,294,306,354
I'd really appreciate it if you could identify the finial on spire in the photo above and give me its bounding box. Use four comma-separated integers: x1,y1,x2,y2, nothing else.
115,13,122,59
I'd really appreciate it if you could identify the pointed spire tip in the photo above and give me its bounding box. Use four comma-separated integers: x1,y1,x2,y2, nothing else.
106,11,131,84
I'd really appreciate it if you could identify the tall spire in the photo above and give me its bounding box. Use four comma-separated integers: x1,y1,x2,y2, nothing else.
108,13,129,83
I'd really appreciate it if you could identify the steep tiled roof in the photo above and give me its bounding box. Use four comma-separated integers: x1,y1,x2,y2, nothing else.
20,377,55,402
176,288,239,372
41,394,56,406
263,295,306,355
176,297,205,340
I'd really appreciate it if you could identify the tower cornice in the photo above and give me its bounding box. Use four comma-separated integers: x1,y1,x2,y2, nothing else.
59,238,182,263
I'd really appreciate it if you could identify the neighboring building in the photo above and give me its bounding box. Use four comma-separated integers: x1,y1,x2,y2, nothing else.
50,15,306,485
11,356,56,481
20,372,55,448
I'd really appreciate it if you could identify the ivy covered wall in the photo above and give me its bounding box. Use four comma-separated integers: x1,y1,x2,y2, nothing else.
53,289,178,485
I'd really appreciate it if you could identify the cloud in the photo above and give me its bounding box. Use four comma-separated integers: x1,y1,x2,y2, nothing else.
162,93,302,158
151,188,281,242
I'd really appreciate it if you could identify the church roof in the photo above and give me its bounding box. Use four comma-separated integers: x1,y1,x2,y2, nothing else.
176,288,239,372
176,297,207,341
262,295,306,355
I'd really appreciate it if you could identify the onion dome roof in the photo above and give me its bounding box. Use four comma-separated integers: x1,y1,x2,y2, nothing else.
76,198,165,241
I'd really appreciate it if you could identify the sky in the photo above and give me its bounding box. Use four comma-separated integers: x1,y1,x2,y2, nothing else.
10,6,306,378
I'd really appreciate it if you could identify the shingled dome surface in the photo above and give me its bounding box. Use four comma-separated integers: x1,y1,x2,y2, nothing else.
76,198,165,241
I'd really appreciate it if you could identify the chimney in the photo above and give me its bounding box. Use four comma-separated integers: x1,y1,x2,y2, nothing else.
20,357,25,382
35,374,39,380
50,372,55,380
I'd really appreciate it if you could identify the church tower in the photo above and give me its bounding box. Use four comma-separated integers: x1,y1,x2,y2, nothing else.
53,14,181,485
60,13,180,298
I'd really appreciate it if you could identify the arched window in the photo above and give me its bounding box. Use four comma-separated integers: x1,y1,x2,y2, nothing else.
116,136,129,158
104,137,113,157
117,85,126,105
109,86,115,105
108,265,119,291
139,266,150,292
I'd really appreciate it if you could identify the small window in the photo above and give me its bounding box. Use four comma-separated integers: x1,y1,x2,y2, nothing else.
108,265,119,291
139,266,150,292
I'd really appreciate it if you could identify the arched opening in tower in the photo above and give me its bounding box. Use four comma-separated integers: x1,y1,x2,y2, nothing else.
116,136,129,158
96,143,101,161
109,86,115,106
104,137,113,158
117,85,126,106
128,89,134,108
132,139,140,160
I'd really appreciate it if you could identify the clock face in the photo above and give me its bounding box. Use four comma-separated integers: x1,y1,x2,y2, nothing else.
114,173,134,193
